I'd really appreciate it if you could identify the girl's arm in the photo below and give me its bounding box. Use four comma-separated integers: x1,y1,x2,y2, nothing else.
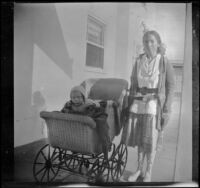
61,101,71,113
161,58,175,130
163,59,176,113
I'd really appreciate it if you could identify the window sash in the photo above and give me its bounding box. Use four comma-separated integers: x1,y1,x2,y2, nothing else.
87,16,104,46
86,43,104,69
87,40,104,49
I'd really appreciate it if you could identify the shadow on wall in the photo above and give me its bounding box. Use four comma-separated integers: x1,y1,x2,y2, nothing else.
30,91,47,138
33,4,73,78
14,4,74,145
15,3,73,78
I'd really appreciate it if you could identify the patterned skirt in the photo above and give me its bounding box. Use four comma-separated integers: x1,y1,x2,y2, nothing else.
121,112,159,153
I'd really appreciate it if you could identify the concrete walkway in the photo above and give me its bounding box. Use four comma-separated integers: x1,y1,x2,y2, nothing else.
14,96,181,183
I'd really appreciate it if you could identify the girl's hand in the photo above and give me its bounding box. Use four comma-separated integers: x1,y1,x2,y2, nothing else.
161,113,169,130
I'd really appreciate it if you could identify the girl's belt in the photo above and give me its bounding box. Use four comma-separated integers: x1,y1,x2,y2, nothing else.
132,95,156,101
137,87,158,95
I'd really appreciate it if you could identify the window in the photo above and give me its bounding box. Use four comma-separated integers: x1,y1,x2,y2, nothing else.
86,15,105,69
172,63,183,97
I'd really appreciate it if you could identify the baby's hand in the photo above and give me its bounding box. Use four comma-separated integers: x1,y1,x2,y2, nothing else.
61,108,69,113
85,99,100,108
82,103,95,110
94,101,100,107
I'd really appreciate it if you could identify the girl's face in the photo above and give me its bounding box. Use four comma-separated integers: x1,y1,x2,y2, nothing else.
143,34,159,58
71,91,84,106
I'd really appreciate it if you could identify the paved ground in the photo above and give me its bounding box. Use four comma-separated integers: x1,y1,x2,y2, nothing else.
14,96,181,184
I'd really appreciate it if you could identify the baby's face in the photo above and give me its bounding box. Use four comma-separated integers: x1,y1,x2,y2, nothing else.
71,91,84,106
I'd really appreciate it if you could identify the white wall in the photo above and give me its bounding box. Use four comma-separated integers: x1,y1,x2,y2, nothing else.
127,3,186,65
14,3,125,147
114,3,130,80
14,4,40,146
174,3,192,181
146,3,186,61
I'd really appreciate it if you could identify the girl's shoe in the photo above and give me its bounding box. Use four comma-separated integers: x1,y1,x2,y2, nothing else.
128,170,141,182
143,171,151,182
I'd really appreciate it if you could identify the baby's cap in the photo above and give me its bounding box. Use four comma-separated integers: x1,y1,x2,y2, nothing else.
70,85,86,99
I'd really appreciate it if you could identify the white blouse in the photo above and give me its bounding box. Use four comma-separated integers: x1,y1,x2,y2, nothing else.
130,54,161,115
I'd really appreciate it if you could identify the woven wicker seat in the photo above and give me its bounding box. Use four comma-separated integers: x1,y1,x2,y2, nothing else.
40,111,101,154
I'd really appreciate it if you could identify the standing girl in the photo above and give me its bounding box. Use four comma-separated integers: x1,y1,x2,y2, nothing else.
121,30,175,182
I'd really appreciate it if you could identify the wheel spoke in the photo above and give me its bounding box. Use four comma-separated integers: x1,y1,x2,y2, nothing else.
113,155,118,163
40,151,48,161
51,155,59,163
103,169,109,182
41,168,47,182
93,166,97,171
47,169,50,182
113,167,117,177
116,169,120,179
51,148,58,161
67,158,72,167
112,163,117,169
94,170,98,176
117,151,121,159
119,166,122,176
48,145,50,160
50,167,56,175
121,147,126,157
119,145,122,154
121,162,126,167
72,159,76,168
35,166,46,176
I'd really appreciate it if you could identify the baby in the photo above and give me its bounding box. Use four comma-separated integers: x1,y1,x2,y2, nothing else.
61,85,111,159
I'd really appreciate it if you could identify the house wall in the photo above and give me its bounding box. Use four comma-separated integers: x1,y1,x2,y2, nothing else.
174,3,192,181
127,3,186,64
114,3,130,80
14,3,124,147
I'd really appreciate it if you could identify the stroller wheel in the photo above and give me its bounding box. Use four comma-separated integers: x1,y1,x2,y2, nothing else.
98,143,115,182
33,144,61,183
111,143,128,182
87,157,105,183
64,151,80,170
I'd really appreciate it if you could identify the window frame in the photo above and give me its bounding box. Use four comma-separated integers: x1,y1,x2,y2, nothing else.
85,14,106,73
172,62,184,97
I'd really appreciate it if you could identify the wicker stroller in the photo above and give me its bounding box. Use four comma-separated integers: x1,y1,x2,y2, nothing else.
33,78,129,183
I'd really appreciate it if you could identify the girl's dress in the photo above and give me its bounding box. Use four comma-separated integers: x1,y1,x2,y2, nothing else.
121,54,162,153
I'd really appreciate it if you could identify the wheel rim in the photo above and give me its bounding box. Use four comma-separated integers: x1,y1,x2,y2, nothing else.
111,143,128,181
33,144,61,182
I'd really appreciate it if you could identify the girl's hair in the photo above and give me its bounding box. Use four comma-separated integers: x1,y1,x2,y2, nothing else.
143,30,166,55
